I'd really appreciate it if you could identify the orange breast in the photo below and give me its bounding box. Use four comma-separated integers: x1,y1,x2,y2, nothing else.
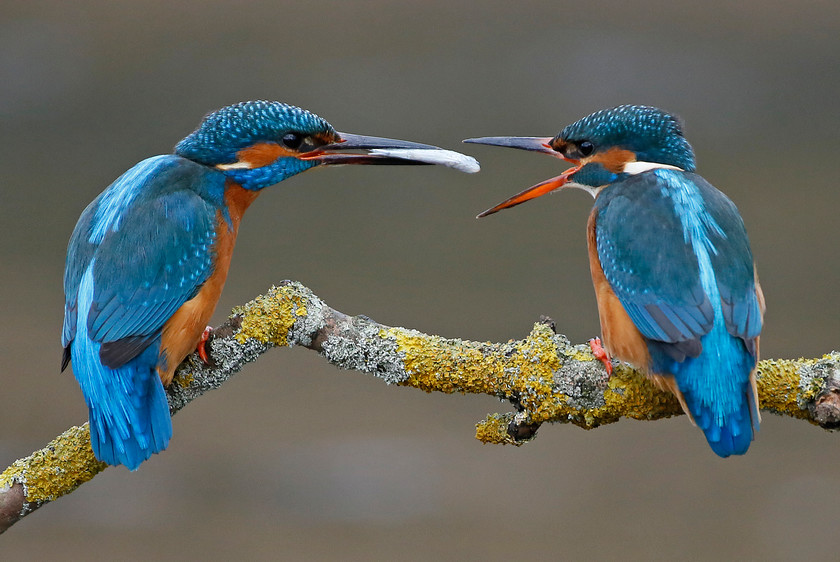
157,181,259,385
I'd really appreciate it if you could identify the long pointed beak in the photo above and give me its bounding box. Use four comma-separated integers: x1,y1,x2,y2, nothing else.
463,136,558,156
302,132,480,173
464,135,578,218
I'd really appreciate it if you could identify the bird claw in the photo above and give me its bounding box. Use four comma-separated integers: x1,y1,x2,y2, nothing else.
588,337,613,376
197,326,213,364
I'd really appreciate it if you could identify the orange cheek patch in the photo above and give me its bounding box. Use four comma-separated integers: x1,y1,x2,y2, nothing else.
235,142,297,168
590,147,635,174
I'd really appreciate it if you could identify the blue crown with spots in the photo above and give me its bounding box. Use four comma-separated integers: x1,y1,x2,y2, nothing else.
560,105,696,172
174,100,335,166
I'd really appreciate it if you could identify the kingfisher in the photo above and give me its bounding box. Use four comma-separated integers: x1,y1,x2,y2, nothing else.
465,105,764,457
63,100,479,470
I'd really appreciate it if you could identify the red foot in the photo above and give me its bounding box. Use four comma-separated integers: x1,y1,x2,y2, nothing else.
197,325,213,364
589,337,613,376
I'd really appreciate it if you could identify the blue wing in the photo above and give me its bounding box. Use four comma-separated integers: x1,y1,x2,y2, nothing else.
595,170,762,457
594,172,713,349
593,170,761,355
63,155,225,369
698,179,763,344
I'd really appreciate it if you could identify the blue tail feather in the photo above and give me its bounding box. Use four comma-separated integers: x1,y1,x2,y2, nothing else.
72,265,172,470
77,342,172,470
682,384,756,458
73,332,171,470
651,310,758,457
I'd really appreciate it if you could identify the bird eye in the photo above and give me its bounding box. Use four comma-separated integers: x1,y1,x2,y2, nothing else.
578,141,595,156
282,133,303,149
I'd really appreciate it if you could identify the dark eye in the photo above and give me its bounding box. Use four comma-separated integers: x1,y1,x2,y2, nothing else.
578,140,594,156
282,132,303,149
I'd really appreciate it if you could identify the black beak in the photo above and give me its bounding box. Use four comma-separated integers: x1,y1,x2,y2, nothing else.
463,136,559,156
304,132,480,173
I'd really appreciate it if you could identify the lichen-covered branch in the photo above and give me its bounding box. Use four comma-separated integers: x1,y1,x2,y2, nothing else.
2,281,838,533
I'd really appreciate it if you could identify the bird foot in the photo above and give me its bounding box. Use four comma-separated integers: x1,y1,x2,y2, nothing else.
197,325,213,364
588,337,613,376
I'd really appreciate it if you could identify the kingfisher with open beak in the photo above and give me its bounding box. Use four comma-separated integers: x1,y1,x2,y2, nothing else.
63,100,479,470
466,105,763,457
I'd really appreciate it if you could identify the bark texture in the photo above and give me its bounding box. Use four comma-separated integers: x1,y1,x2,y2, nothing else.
2,281,837,533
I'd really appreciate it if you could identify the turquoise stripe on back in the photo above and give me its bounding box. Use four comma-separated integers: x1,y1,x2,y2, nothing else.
89,156,174,244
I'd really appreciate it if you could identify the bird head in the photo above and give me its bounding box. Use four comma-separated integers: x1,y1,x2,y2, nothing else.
464,105,696,217
175,100,478,190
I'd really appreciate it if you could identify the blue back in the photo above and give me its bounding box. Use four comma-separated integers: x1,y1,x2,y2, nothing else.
63,155,226,469
63,101,350,469
594,169,762,456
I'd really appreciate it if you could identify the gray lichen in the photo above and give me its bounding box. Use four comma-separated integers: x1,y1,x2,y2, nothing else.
285,286,327,347
167,336,269,413
321,318,408,385
554,343,610,411
797,354,839,410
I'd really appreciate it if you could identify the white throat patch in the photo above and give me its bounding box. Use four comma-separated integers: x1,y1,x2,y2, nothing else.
623,161,684,175
216,161,255,170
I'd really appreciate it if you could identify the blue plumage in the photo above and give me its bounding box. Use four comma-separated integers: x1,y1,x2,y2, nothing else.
174,100,334,167
221,156,318,191
64,156,222,469
596,169,761,456
64,103,332,469
594,173,714,345
469,105,764,457
73,263,171,469
559,105,696,172
65,100,479,469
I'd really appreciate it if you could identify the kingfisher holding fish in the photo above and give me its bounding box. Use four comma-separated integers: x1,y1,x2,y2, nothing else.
63,100,479,470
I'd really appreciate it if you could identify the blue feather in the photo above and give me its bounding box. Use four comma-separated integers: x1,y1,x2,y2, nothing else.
88,157,169,244
63,101,363,469
663,248,758,457
86,164,221,346
174,100,335,167
595,173,714,344
649,170,759,456
73,263,171,470
64,156,223,468
559,105,696,172
596,169,760,456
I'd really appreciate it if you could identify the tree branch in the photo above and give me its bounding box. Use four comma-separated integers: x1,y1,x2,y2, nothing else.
2,281,838,533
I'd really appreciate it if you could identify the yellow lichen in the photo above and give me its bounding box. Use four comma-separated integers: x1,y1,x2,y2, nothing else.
389,320,690,440
601,365,682,423
756,358,813,420
386,318,831,443
173,372,194,388
507,324,566,423
0,425,106,503
236,285,306,347
390,328,502,395
475,413,520,445
571,346,595,363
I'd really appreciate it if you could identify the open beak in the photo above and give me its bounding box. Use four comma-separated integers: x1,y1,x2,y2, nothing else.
302,132,480,173
463,136,580,217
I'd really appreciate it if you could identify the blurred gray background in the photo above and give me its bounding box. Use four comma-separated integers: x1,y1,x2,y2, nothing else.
2,1,838,559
